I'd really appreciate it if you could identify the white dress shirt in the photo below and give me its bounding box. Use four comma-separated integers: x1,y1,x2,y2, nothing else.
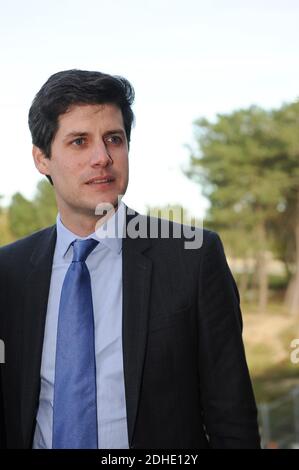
33,202,129,449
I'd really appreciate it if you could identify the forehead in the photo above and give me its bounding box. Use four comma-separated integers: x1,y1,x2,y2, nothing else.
57,103,124,132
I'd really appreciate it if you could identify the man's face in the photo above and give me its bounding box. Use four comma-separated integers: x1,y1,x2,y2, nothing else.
34,103,129,222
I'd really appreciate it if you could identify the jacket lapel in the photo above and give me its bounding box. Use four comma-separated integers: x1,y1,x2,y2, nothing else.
20,226,57,448
122,210,152,448
20,209,153,448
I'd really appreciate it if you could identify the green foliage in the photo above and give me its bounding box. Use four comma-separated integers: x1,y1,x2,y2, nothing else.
185,103,299,261
269,102,299,264
8,192,40,238
34,180,57,228
7,180,57,239
0,210,14,246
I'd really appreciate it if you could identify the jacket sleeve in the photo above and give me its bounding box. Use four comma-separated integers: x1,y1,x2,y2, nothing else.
0,248,7,448
197,231,261,448
0,371,6,448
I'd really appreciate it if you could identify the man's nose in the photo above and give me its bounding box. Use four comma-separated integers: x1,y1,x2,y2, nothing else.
90,141,112,166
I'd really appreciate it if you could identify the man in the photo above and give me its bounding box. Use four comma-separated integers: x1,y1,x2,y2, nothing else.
0,69,260,449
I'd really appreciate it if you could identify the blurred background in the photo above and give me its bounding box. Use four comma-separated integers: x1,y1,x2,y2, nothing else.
0,0,298,448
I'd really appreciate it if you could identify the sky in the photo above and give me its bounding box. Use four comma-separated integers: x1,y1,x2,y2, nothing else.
0,0,298,219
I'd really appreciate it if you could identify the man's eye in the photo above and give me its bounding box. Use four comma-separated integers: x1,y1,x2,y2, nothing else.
72,137,85,146
106,135,122,145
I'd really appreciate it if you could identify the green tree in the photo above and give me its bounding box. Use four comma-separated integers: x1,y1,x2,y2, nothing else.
185,106,290,313
34,179,57,227
270,102,299,315
0,196,14,246
8,193,40,239
8,180,57,239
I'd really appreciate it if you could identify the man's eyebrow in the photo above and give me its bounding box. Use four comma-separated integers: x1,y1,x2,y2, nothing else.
103,129,126,137
63,131,89,140
63,129,125,140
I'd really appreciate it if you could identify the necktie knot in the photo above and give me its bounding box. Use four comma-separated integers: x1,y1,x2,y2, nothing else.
72,239,99,263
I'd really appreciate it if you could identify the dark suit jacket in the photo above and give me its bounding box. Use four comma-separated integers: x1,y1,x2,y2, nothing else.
0,210,260,449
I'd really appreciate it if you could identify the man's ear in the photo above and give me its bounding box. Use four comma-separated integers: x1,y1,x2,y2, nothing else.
32,145,51,177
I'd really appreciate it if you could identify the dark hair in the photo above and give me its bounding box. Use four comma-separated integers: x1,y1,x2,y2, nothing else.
28,69,135,183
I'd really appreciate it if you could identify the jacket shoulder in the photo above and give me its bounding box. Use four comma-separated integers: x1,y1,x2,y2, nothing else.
0,226,56,265
134,211,213,238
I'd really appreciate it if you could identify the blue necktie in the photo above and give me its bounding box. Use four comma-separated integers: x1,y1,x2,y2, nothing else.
52,238,99,449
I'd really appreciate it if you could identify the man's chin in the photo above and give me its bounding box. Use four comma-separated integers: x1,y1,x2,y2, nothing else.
86,195,123,216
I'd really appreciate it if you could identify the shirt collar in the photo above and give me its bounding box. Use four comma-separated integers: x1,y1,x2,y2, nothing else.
56,201,125,259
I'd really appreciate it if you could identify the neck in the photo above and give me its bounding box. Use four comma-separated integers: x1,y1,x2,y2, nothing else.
58,206,118,237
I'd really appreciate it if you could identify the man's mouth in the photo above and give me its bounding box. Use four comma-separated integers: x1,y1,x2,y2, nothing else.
85,176,115,185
